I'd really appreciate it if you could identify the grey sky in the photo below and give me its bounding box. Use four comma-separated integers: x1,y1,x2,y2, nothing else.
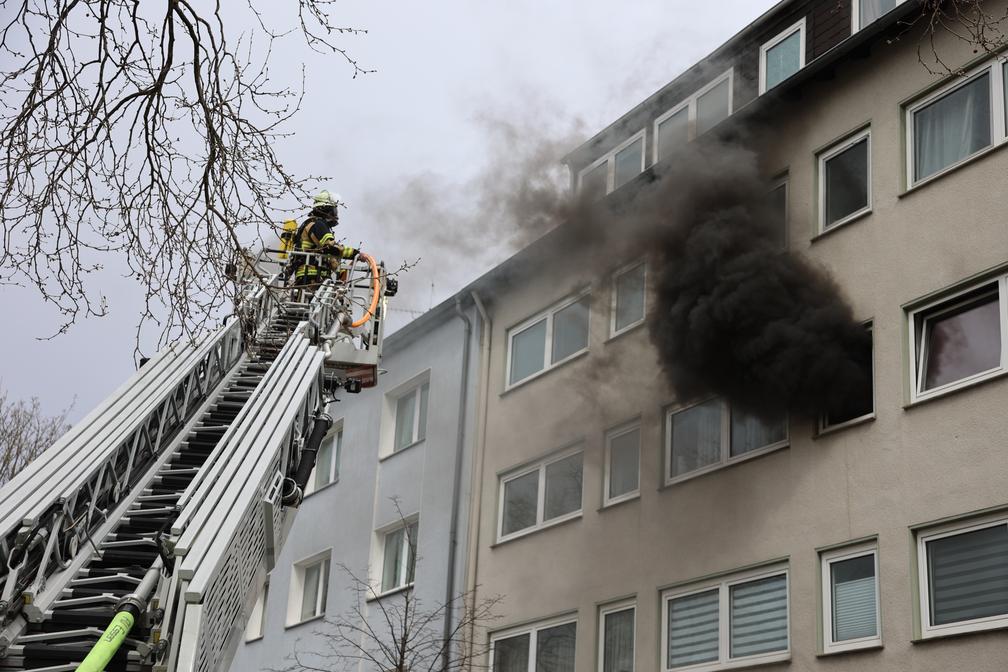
0,1,767,420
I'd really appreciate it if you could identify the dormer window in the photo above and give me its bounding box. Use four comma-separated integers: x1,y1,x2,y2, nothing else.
577,130,645,198
760,19,806,93
653,69,733,163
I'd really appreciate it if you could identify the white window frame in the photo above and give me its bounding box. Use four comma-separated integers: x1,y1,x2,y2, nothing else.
489,615,578,672
916,514,1008,638
818,322,875,433
905,56,1008,189
817,127,872,233
653,69,734,163
245,580,269,642
820,543,881,654
578,129,646,196
603,420,641,506
664,399,789,485
767,176,789,249
610,260,647,337
497,445,584,542
906,273,1008,403
505,290,591,390
598,600,636,672
378,517,418,596
305,423,342,495
661,565,790,671
852,0,908,32
759,19,807,94
393,382,428,452
286,550,330,627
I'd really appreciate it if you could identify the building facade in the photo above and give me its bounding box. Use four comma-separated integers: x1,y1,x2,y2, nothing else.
228,300,481,671
466,1,1008,672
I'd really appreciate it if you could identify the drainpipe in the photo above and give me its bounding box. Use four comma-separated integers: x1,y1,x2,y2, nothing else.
462,290,491,663
442,296,472,672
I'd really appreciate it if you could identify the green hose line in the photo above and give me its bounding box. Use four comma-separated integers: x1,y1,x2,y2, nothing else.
75,610,135,672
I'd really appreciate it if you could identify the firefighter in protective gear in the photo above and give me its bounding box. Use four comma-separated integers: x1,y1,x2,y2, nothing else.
290,190,358,286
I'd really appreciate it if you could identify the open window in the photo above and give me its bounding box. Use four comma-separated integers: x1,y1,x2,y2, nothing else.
820,323,874,432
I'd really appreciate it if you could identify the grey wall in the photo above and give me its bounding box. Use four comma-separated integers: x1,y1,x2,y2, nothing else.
228,302,480,671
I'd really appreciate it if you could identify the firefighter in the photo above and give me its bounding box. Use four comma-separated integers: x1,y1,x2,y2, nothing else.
290,191,358,287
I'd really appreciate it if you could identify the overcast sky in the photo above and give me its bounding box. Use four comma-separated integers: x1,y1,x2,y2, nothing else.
0,1,768,420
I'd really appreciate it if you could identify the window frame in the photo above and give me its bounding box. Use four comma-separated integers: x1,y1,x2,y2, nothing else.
664,399,789,486
603,420,641,507
653,69,734,163
852,0,908,32
818,322,875,434
392,381,429,452
904,56,1008,189
578,129,646,197
489,615,578,672
505,290,592,390
305,423,342,495
598,599,636,672
661,565,790,671
497,445,584,542
916,514,1008,639
286,550,331,627
767,175,789,249
759,18,807,94
906,274,1008,403
817,126,872,233
379,518,419,596
820,542,882,654
610,260,647,337
245,580,269,642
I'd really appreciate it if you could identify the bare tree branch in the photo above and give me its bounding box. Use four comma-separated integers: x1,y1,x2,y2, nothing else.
902,0,1008,75
0,385,72,484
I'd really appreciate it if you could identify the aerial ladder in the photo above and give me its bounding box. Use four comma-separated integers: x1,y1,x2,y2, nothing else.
0,248,396,671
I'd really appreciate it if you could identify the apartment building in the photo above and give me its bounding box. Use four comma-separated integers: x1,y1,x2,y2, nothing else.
464,2,1008,671
228,300,480,671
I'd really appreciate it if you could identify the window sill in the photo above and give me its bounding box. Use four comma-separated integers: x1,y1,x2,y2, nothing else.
914,620,1008,643
285,613,325,630
379,438,426,463
668,652,790,672
899,140,1008,198
810,208,872,244
502,349,589,397
818,641,883,657
662,441,789,489
303,478,339,498
599,492,640,511
814,413,875,438
606,319,646,343
904,368,1008,410
492,512,582,548
366,583,414,603
244,635,264,644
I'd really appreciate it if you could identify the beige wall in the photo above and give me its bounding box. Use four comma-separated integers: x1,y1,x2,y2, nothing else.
469,10,1008,672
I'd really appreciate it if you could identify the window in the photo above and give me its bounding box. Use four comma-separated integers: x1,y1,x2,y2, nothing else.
820,323,874,431
653,69,733,162
818,128,871,231
498,447,583,541
916,515,1008,638
853,0,906,31
507,292,590,388
578,131,645,197
491,618,577,672
766,177,788,249
604,422,640,506
662,567,789,671
821,543,881,653
287,552,330,626
381,520,418,593
611,262,646,336
306,426,341,494
245,581,268,641
760,19,806,93
908,274,1007,402
393,382,428,451
665,399,787,483
906,58,1008,186
599,601,635,672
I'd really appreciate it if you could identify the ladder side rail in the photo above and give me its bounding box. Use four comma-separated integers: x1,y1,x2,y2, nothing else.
172,342,319,560
173,358,323,672
0,323,237,532
169,335,311,538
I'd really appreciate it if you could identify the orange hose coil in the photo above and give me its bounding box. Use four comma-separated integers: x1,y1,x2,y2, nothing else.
350,252,381,328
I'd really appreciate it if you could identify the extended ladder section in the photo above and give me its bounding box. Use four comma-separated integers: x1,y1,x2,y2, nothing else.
0,253,392,672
